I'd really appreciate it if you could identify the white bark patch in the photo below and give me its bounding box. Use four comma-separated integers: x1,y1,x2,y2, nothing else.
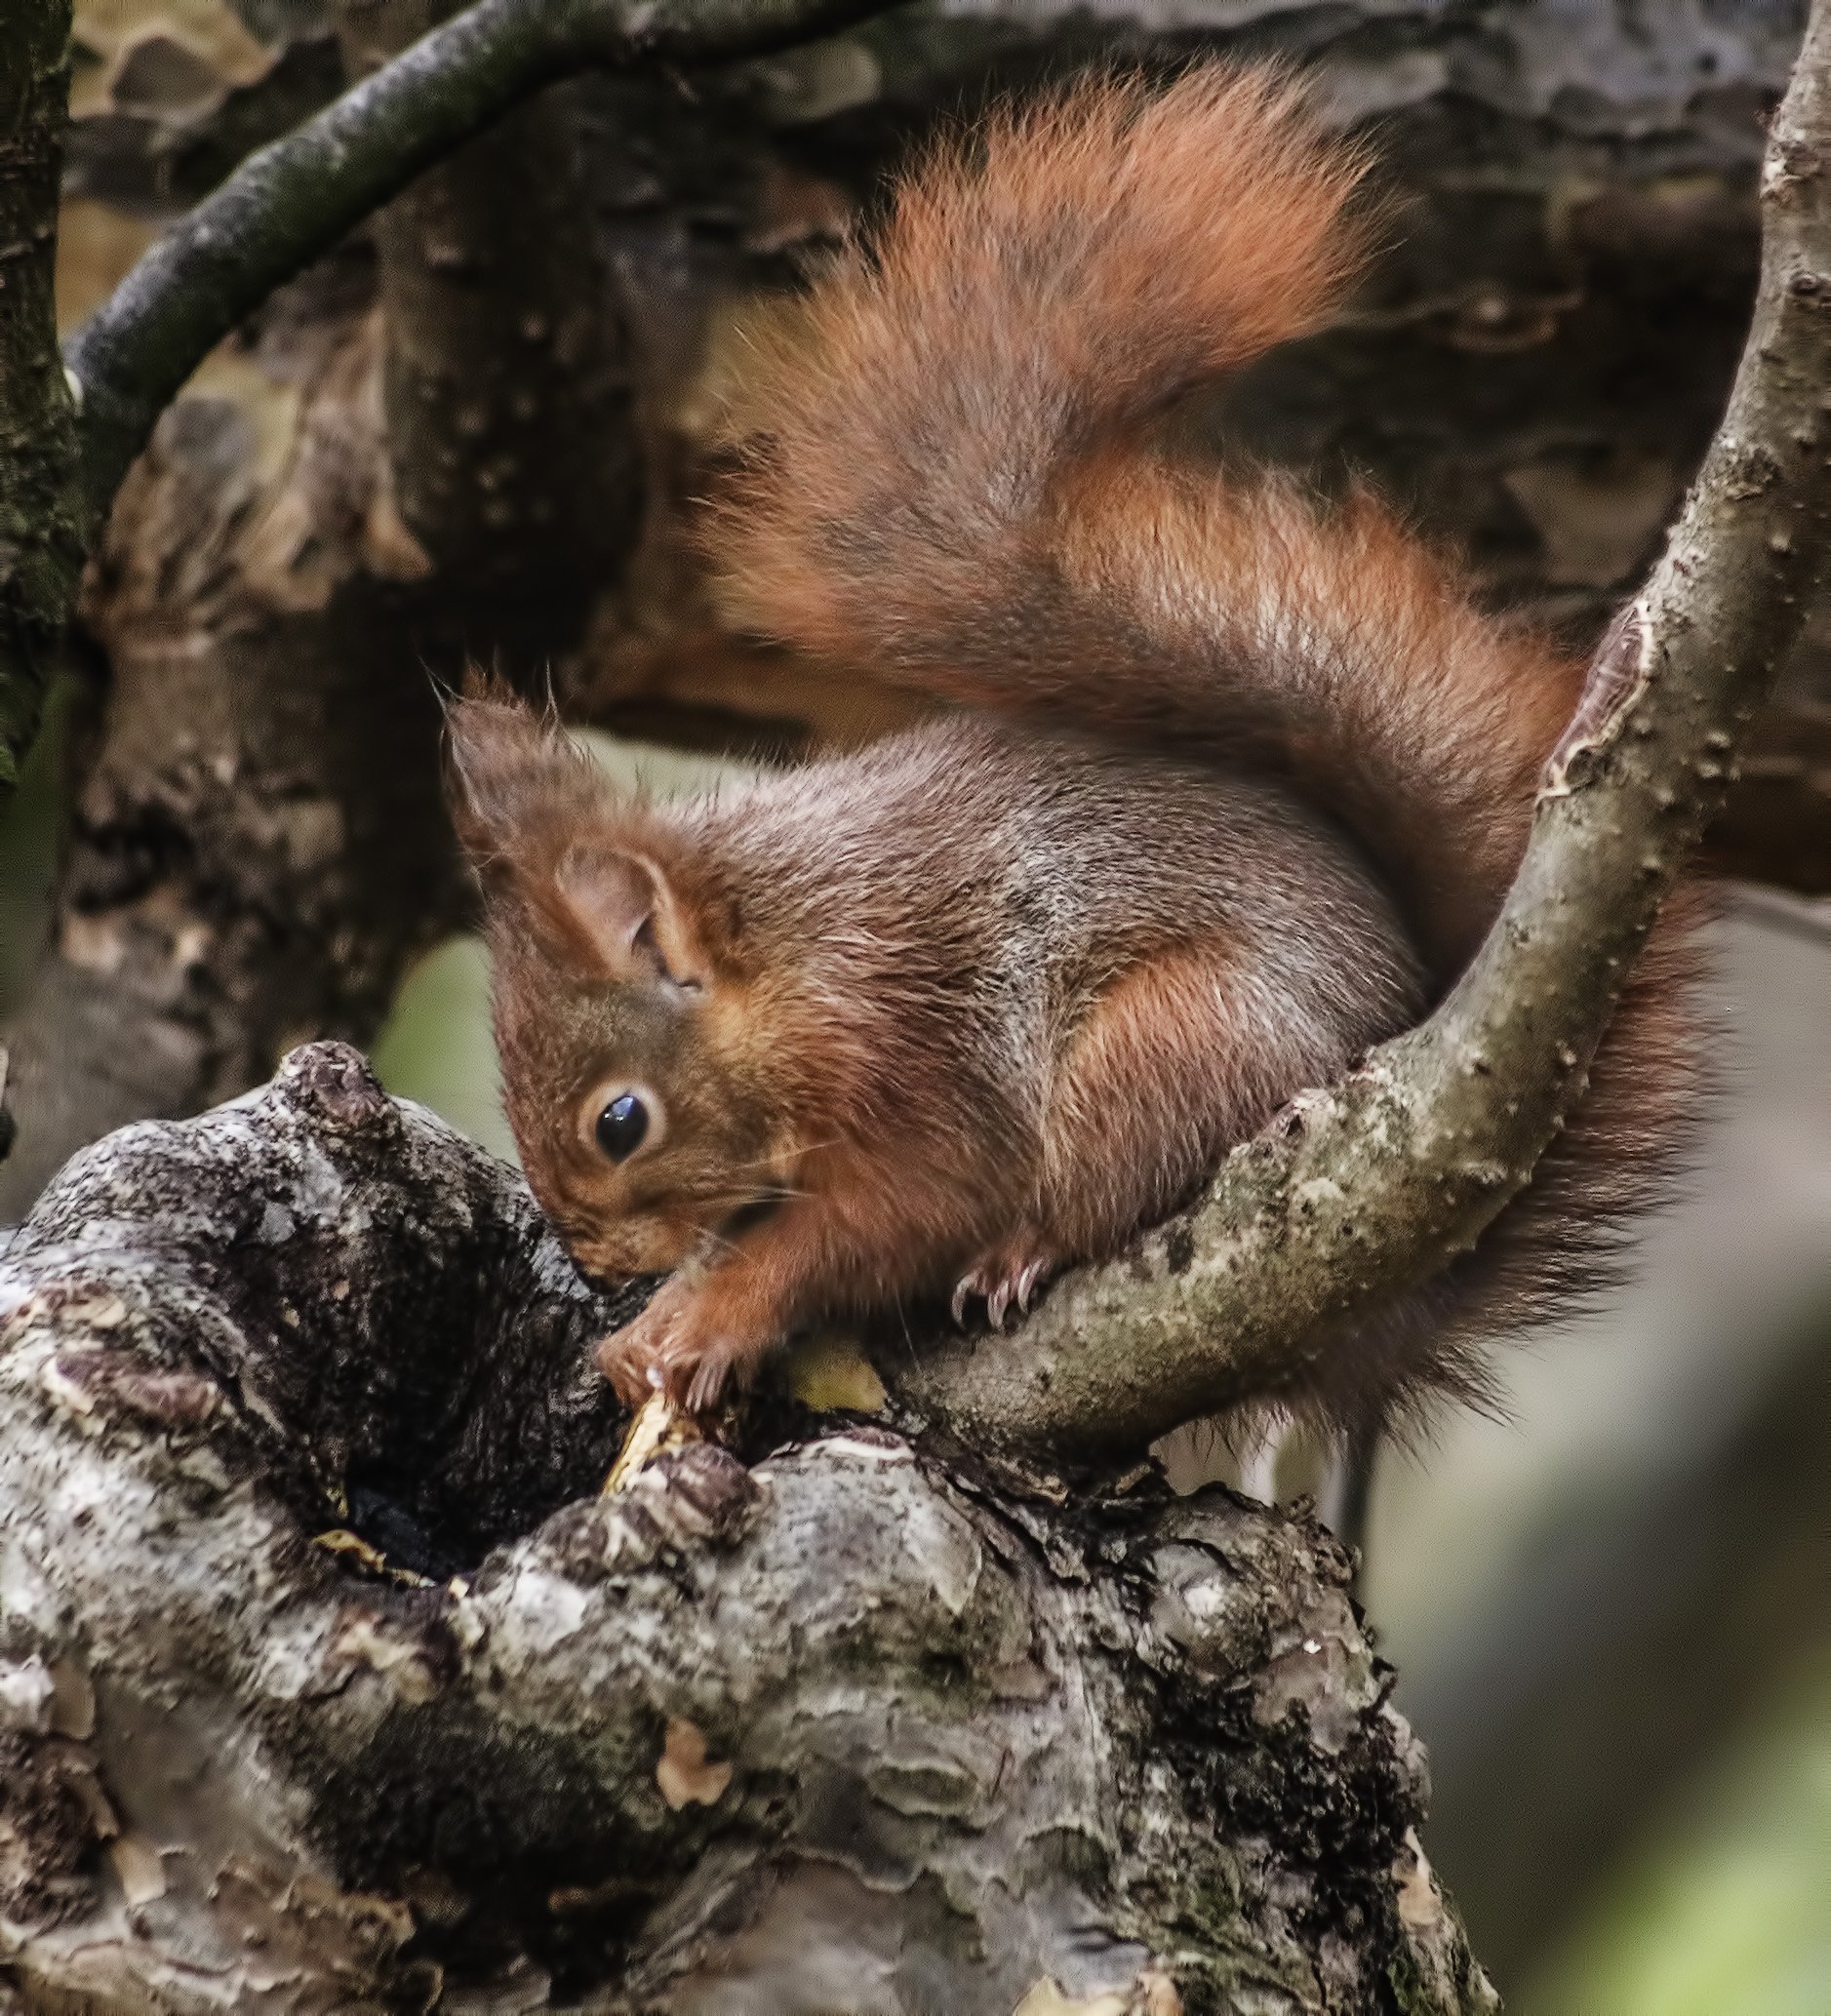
894,1482,985,1617
0,1657,56,1734
109,1833,169,1907
1010,1979,1130,2015
496,1564,590,1658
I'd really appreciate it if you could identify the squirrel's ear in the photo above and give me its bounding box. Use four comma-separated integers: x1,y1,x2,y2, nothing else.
553,847,726,991
445,676,736,984
443,677,597,868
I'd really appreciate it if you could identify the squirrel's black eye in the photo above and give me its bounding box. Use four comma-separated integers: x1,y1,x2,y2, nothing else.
595,1093,649,1163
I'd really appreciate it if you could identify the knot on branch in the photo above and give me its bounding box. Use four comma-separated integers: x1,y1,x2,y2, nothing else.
275,1037,399,1137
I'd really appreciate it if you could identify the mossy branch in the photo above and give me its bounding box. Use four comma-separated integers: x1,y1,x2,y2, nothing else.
62,0,901,526
901,0,1831,1463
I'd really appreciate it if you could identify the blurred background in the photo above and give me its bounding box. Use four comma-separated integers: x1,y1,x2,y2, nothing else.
4,0,1828,2007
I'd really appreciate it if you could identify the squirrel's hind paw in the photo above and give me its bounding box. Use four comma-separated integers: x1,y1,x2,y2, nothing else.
951,1237,1058,1331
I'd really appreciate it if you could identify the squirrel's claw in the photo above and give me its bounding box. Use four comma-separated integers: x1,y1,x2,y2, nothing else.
952,1238,1058,1331
682,1347,736,1414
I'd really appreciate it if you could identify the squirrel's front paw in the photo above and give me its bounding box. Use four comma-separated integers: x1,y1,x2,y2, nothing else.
596,1283,761,1414
598,1280,690,1407
951,1232,1060,1330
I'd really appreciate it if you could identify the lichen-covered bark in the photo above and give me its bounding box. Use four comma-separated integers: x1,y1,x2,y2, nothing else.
0,1044,1493,2016
0,0,84,808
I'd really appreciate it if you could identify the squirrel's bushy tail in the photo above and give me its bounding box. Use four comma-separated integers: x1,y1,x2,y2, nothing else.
713,65,1368,658
710,66,1583,977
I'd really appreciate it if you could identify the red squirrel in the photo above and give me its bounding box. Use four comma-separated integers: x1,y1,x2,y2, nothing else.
446,66,1704,1423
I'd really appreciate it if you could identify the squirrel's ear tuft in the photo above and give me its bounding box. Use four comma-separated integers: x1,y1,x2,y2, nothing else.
443,675,598,869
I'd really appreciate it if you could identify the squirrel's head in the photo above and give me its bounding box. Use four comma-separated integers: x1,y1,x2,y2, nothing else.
444,682,783,1282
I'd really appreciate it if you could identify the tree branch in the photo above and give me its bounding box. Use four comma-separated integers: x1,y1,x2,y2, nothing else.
62,0,901,526
0,1,83,812
898,0,1831,1463
0,1041,1495,2016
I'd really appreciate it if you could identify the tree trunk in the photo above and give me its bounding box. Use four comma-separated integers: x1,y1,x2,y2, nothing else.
0,259,467,1217
0,1043,1493,2016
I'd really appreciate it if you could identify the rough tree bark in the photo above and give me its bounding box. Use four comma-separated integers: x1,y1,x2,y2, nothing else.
334,0,643,659
0,261,468,1219
0,1042,1495,2016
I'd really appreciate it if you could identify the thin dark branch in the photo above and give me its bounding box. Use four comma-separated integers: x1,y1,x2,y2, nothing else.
901,0,1831,1462
62,0,902,524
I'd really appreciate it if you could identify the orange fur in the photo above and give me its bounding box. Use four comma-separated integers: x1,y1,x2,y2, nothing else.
448,66,1707,1432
